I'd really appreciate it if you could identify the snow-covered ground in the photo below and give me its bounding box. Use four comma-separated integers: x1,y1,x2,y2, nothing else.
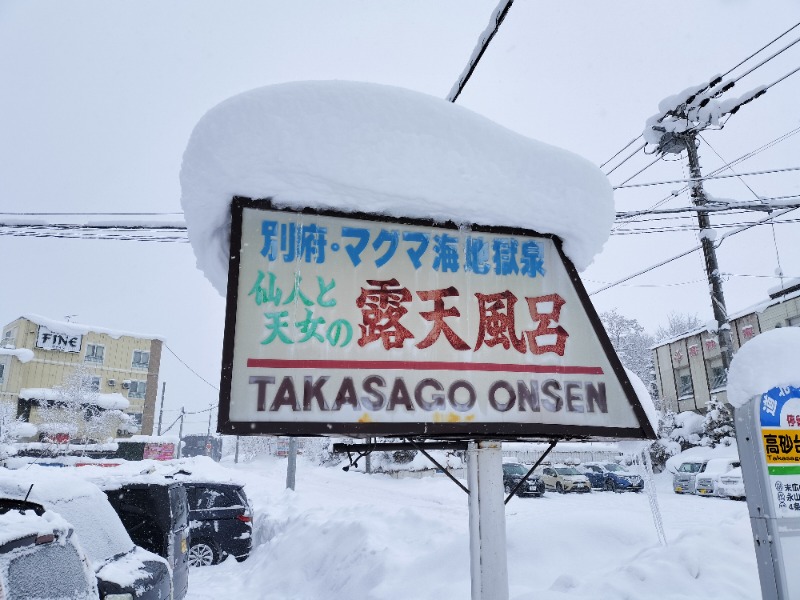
184,454,758,600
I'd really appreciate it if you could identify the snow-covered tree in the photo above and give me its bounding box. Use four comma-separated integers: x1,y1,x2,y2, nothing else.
648,409,681,472
599,308,655,392
654,311,703,343
700,395,735,447
36,365,124,445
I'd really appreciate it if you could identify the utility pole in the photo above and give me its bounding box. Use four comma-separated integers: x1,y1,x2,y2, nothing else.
176,407,185,459
205,403,213,457
156,381,166,436
679,131,734,370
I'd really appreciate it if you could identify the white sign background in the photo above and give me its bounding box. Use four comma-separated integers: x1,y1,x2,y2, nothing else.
36,325,82,353
220,201,651,438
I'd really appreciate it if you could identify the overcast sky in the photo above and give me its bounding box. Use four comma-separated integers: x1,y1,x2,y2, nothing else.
2,0,799,432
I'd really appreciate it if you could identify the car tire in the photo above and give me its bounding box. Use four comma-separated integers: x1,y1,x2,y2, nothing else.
188,541,217,567
556,482,564,494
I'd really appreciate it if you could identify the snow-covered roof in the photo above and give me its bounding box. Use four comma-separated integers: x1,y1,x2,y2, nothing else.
0,347,34,362
181,80,613,296
19,388,130,410
727,328,800,408
20,314,165,342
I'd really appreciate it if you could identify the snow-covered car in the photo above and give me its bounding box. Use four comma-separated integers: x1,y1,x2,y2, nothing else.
672,460,708,494
539,465,591,493
695,458,741,496
580,462,644,492
716,467,746,500
0,468,172,600
100,479,189,597
0,499,99,600
502,461,545,497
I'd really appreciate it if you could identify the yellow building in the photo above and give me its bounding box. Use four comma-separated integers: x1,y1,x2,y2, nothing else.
0,315,163,438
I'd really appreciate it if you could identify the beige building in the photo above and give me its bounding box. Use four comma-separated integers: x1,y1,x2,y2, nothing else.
652,280,800,413
0,315,163,439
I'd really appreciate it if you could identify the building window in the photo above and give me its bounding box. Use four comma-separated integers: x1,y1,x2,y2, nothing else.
85,343,105,364
128,380,147,398
677,368,693,398
0,362,4,382
708,364,727,391
1,328,16,347
90,377,101,392
132,350,150,370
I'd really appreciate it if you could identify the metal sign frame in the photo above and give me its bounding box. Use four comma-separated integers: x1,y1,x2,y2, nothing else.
218,197,656,441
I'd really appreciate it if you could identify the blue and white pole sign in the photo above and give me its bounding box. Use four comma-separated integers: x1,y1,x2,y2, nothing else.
736,385,800,599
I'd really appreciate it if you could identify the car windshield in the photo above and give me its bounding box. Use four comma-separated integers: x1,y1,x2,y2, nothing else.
604,464,626,472
504,464,527,476
50,495,135,563
680,462,703,473
555,467,580,475
706,460,740,474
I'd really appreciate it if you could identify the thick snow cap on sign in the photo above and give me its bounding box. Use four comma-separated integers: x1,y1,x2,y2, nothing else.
181,81,613,295
727,328,800,408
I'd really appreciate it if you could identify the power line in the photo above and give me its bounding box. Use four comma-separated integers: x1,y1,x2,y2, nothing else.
590,206,799,295
599,21,800,176
613,165,800,190
447,0,514,103
163,343,219,392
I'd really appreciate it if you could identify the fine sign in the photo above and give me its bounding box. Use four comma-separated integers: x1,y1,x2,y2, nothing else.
218,198,655,439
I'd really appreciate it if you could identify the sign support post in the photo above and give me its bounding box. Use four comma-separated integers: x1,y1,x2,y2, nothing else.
468,440,508,600
735,386,800,599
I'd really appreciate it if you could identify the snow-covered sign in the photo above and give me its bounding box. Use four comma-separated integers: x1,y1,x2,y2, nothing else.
35,325,82,353
219,199,655,440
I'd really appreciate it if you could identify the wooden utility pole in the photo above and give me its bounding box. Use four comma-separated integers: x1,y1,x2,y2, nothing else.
679,131,734,370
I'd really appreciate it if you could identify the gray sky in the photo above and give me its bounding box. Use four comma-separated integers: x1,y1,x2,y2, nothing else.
2,0,799,431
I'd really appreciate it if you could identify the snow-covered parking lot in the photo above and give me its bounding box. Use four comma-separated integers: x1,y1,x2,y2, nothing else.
185,455,758,600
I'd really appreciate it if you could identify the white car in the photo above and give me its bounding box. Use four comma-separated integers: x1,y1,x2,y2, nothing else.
539,464,591,493
717,467,746,500
694,458,740,496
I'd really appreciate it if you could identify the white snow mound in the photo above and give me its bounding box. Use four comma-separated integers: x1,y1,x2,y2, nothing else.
180,81,613,295
727,327,800,408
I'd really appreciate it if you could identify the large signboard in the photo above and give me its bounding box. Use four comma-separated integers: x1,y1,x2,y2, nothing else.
219,198,655,439
36,325,82,353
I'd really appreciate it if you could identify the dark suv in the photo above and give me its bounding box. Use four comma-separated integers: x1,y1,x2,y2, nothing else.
101,481,190,599
184,482,253,566
502,461,545,497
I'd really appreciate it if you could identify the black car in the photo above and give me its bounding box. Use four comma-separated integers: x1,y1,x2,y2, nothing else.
0,499,99,600
502,461,545,497
101,480,190,600
0,469,173,600
183,481,253,566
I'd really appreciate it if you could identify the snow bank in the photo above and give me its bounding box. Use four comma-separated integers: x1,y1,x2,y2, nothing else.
180,81,613,295
727,328,800,408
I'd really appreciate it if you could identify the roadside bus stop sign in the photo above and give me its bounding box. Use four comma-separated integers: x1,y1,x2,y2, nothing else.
218,198,656,441
736,385,800,599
